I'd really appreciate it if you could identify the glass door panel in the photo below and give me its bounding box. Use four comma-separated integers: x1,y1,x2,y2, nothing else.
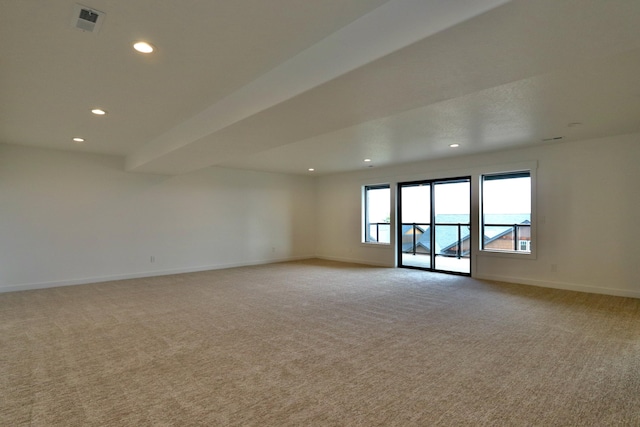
398,178,471,275
399,184,431,269
433,180,471,274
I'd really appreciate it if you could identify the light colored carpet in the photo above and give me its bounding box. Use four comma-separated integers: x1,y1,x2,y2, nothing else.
1,259,639,426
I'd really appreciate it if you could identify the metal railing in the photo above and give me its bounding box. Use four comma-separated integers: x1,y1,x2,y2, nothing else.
482,223,531,251
401,222,470,259
370,222,530,253
367,222,391,243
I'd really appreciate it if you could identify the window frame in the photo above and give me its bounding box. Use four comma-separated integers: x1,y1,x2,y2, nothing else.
362,184,391,245
478,164,537,260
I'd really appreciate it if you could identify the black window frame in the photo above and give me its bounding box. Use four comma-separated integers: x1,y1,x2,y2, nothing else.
480,170,532,254
363,184,391,244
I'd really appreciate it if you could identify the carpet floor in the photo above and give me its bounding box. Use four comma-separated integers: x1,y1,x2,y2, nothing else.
1,259,639,426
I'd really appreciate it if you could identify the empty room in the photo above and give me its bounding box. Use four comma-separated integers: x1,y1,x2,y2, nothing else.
1,0,640,425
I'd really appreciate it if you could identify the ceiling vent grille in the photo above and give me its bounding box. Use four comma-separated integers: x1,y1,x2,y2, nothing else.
71,4,106,33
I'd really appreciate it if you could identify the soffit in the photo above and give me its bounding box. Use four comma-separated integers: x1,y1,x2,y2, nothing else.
2,0,640,176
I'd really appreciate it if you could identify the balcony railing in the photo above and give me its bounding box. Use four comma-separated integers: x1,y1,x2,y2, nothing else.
401,222,470,259
367,222,391,243
482,223,531,252
369,222,531,253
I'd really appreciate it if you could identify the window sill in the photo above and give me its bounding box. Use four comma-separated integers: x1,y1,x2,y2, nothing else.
361,242,392,249
477,249,537,260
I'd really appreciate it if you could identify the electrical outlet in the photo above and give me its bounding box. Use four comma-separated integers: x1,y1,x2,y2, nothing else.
150,256,155,263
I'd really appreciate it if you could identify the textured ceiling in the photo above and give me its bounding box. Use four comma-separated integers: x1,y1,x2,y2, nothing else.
2,0,640,176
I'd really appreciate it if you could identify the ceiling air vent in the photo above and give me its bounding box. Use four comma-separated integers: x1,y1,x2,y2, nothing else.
71,4,106,33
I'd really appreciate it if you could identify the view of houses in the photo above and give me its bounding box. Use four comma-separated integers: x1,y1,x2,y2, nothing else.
369,213,531,259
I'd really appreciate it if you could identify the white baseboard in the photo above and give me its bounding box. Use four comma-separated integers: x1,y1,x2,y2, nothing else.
5,258,636,300
316,255,394,268
474,273,640,299
0,255,315,293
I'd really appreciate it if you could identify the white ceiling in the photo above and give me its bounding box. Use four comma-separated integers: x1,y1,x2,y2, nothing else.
2,0,640,176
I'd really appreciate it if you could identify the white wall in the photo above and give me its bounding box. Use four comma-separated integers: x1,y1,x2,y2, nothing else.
316,132,640,298
0,144,316,292
3,133,640,298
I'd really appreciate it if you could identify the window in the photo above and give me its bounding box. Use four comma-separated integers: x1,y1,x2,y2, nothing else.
363,185,390,244
481,171,531,253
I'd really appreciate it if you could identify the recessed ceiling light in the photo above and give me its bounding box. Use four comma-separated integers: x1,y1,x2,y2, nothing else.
308,168,315,172
72,137,85,143
364,158,372,162
133,41,155,53
91,108,107,115
449,143,460,148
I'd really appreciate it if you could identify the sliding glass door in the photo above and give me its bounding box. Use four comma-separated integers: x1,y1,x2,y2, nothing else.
398,177,471,275
399,183,432,269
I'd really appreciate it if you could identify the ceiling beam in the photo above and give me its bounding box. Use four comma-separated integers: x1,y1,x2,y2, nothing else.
125,0,511,174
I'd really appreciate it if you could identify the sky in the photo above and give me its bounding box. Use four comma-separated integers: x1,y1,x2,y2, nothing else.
368,177,531,223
